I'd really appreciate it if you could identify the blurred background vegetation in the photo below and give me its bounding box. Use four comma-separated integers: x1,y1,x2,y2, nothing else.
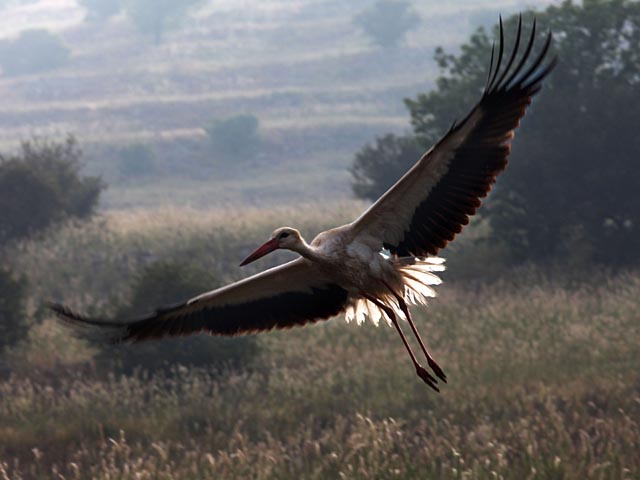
0,0,638,478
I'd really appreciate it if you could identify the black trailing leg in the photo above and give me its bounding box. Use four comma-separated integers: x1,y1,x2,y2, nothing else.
385,282,447,383
361,293,439,392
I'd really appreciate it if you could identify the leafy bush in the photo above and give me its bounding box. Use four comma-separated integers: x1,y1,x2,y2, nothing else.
353,0,420,48
351,134,423,201
0,29,70,76
204,114,261,160
117,143,156,179
97,260,259,374
0,137,104,246
0,267,27,357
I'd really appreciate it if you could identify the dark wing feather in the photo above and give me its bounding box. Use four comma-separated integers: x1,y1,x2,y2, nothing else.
49,259,349,344
351,17,556,257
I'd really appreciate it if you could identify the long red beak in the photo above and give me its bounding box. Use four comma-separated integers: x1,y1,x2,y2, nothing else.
239,238,279,266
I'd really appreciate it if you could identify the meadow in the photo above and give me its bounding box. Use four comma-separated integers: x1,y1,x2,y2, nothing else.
0,1,638,478
1,207,638,479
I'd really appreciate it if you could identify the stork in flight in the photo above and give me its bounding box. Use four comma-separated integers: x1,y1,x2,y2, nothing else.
50,18,555,392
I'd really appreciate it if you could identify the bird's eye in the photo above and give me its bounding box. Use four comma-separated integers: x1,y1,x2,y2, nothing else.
279,232,290,240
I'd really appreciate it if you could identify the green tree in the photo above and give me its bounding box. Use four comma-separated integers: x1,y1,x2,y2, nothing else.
79,0,121,22
0,29,70,76
124,0,204,44
351,134,423,201
404,28,492,147
488,1,640,266
98,261,259,374
205,114,261,160
0,267,27,357
353,0,420,48
354,1,640,266
0,137,104,245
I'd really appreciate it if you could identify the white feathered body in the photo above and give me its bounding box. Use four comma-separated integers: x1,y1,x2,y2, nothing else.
309,225,445,326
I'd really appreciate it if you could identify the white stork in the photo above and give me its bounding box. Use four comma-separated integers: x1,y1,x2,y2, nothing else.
50,18,556,392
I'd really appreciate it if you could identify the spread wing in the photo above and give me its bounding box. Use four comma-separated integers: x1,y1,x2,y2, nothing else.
49,258,349,344
350,18,556,256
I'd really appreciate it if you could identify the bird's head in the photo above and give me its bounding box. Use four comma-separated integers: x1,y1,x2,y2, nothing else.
240,227,302,266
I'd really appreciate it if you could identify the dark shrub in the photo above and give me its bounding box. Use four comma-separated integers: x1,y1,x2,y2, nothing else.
353,0,420,48
0,267,27,357
204,114,261,160
0,137,104,246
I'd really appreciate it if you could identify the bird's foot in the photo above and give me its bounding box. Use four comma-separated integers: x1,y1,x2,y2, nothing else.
416,365,439,392
428,358,447,383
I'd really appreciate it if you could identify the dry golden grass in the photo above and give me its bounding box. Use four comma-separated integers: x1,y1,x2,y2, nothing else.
1,207,639,479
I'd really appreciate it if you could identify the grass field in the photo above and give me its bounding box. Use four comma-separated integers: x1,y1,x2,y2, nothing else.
0,2,636,478
1,208,638,479
1,270,638,479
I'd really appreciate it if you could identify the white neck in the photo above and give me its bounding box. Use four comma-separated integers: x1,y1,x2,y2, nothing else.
289,238,323,262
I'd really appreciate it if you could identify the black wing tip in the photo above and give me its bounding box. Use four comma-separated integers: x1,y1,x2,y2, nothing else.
46,301,128,344
47,300,64,314
484,15,556,97
47,301,83,323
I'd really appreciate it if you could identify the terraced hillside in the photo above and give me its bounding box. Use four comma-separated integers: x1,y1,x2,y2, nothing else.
0,0,557,208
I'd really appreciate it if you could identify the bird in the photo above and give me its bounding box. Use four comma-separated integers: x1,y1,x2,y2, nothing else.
50,17,556,392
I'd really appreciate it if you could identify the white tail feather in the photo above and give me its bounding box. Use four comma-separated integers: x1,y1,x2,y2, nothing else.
400,257,444,306
344,257,445,326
